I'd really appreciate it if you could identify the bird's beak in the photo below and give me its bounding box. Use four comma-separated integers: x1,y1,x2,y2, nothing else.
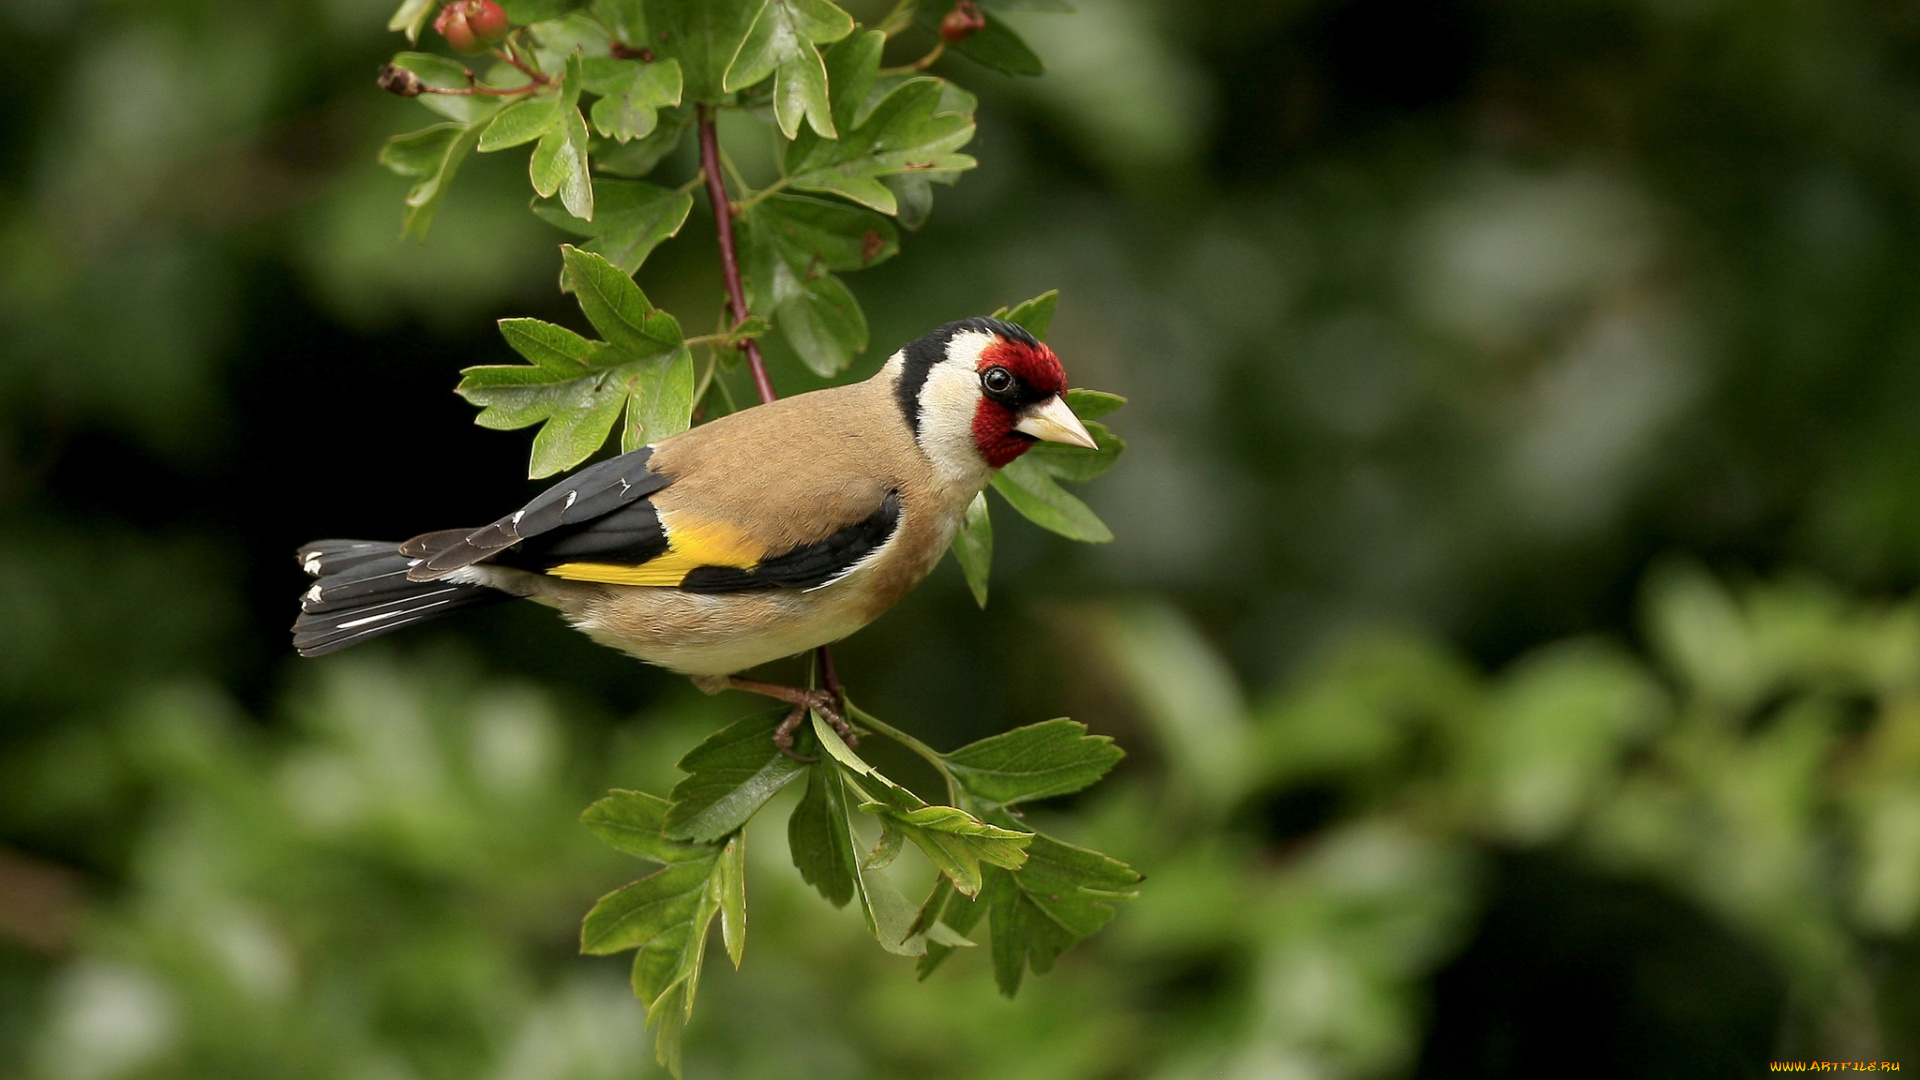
1014,394,1099,449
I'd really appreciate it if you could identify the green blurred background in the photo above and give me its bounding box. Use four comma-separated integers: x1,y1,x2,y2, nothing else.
6,0,1920,1075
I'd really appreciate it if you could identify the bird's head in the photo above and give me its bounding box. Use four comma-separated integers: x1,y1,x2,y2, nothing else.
892,316,1097,484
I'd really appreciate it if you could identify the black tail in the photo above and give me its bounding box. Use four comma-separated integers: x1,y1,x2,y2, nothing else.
291,539,504,657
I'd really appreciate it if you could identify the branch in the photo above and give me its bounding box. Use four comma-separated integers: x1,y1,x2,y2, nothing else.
696,104,777,407
698,105,846,716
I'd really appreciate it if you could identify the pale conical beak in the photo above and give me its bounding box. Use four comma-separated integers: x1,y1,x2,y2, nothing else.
1014,394,1098,449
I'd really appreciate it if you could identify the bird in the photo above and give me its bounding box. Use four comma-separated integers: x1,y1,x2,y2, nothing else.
291,316,1098,751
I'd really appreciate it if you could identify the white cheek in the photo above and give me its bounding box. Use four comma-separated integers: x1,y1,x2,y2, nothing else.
917,355,994,490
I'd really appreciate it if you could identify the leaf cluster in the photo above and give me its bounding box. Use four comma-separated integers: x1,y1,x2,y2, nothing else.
581,702,1137,1072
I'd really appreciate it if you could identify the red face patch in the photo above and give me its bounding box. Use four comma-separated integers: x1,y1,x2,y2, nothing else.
972,337,1067,468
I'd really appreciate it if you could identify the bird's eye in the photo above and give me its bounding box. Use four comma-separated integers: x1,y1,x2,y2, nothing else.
981,366,1015,396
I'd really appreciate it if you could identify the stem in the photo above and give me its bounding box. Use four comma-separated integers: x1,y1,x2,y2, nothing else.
491,43,549,84
674,169,708,196
843,699,963,807
735,178,791,213
881,42,946,74
697,104,777,406
421,83,539,97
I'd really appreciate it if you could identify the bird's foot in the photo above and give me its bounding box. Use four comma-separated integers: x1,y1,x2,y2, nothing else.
724,676,858,757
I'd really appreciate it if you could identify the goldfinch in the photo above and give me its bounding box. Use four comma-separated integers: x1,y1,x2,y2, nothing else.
292,317,1096,741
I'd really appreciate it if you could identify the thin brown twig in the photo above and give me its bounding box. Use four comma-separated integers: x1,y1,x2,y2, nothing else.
696,104,850,720
697,103,777,406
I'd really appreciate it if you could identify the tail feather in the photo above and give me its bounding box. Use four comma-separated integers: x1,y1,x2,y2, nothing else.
292,540,503,656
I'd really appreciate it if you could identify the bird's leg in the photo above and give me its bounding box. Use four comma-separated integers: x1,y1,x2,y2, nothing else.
770,704,816,762
724,676,859,749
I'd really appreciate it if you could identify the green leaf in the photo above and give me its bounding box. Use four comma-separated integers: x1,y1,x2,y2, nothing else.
530,55,593,220
788,764,858,907
504,0,588,21
953,491,992,608
1025,416,1123,482
717,833,746,968
535,179,694,276
388,0,435,42
783,75,977,213
646,0,760,103
742,193,895,376
498,318,595,375
480,94,565,151
807,713,931,954
724,0,853,139
915,876,987,980
582,789,719,863
992,456,1113,543
944,719,1122,806
379,121,484,242
664,712,809,842
823,30,882,133
584,56,685,142
461,254,691,476
994,289,1057,339
855,797,1030,897
560,245,684,358
984,834,1141,996
981,0,1075,10
621,346,695,452
1064,387,1125,420
594,0,649,43
917,4,1045,75
593,115,689,176
581,854,721,956
862,821,906,870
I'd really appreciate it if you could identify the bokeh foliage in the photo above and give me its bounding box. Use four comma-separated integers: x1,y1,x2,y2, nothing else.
7,0,1920,1075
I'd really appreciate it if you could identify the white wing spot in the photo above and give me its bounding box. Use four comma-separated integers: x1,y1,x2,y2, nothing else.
564,490,578,509
303,556,322,574
303,584,322,604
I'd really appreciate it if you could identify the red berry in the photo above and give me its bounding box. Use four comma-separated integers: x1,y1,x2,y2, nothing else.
435,0,509,55
938,0,987,44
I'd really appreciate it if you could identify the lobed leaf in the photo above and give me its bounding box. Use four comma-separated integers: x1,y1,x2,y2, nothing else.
944,719,1123,806
724,0,853,139
560,245,684,358
498,317,595,375
742,194,895,376
593,115,689,176
788,762,858,907
953,490,992,608
783,76,977,214
581,789,719,864
584,56,684,143
855,798,1030,897
535,179,694,277
530,55,594,220
914,876,987,980
480,94,564,151
647,0,760,103
580,855,720,955
664,711,809,842
983,834,1141,996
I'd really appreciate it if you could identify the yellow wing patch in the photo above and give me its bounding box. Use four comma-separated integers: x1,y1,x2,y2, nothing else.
544,509,763,587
